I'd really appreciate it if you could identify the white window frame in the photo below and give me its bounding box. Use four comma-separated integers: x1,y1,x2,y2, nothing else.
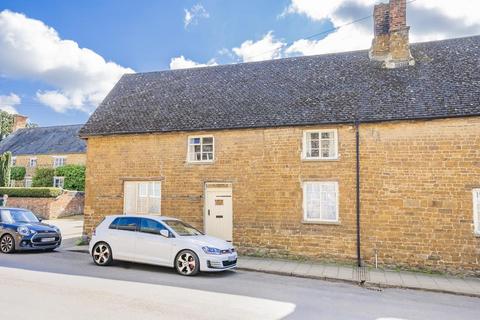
187,135,215,163
473,189,480,236
302,181,339,223
29,157,37,167
25,177,33,188
53,156,66,168
302,129,339,160
53,176,65,189
11,156,16,166
124,181,162,215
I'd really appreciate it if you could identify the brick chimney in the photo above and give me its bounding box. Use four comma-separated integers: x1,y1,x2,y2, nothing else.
12,114,28,132
369,0,414,68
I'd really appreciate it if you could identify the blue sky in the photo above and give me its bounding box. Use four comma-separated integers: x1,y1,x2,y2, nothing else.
0,0,478,126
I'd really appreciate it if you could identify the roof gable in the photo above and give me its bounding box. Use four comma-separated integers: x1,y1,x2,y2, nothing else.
80,35,480,137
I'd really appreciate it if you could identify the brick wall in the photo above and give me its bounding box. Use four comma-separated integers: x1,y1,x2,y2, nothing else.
83,117,480,275
7,191,85,219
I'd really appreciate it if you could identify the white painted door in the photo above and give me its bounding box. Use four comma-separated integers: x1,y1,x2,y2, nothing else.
204,184,233,241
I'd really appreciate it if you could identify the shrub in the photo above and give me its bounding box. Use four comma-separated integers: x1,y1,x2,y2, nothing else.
0,187,63,198
0,152,11,187
32,168,55,187
55,165,85,191
10,166,26,181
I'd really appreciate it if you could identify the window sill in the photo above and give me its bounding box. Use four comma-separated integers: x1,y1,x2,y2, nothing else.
302,220,341,225
302,157,340,162
186,161,215,165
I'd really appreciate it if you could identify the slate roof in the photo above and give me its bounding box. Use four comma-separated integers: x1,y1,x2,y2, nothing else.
80,35,480,137
0,125,86,156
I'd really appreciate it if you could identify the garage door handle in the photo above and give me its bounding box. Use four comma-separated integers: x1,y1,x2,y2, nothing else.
216,215,223,218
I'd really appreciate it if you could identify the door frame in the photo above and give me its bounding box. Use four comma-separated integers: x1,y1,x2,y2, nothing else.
203,182,233,241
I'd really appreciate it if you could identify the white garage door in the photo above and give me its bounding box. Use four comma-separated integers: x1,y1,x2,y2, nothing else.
124,181,161,215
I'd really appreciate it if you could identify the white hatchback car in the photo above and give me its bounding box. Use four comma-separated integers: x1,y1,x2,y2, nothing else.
89,215,237,276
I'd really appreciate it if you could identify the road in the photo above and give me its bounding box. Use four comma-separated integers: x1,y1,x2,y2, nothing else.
0,242,479,320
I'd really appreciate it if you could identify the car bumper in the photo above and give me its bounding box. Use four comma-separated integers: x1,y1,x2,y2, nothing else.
14,233,62,251
200,252,238,272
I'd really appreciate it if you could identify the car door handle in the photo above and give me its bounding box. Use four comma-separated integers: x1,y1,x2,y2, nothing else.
216,215,223,218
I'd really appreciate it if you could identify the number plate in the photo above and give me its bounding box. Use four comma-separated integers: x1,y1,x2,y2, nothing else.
41,237,55,242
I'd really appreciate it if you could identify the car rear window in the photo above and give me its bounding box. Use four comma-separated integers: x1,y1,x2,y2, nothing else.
109,217,139,232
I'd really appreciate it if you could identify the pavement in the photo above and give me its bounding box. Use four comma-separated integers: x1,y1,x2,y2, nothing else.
2,248,480,319
51,216,480,299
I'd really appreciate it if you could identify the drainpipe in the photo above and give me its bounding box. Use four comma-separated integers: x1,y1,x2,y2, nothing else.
355,120,362,267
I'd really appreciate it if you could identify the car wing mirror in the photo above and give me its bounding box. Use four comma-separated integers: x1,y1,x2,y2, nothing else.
37,217,43,222
159,229,170,238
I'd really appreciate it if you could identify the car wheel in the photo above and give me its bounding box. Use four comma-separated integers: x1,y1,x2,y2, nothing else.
92,242,113,266
175,250,200,276
0,234,15,254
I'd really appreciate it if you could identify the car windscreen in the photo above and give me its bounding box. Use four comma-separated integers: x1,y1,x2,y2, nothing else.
164,220,203,236
0,209,39,223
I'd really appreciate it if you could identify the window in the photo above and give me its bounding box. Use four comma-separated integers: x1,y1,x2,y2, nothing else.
124,181,161,215
11,157,16,166
474,189,480,235
303,181,339,223
111,217,140,232
25,177,32,188
29,158,37,167
53,156,66,168
188,136,214,162
53,176,64,188
303,130,338,160
140,218,169,236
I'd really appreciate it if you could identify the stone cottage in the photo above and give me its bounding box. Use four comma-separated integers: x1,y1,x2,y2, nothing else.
0,116,86,188
80,0,480,274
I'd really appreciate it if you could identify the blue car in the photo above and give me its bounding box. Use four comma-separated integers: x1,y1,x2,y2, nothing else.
0,208,62,253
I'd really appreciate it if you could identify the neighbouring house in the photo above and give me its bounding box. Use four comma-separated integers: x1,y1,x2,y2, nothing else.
0,117,86,188
80,1,480,274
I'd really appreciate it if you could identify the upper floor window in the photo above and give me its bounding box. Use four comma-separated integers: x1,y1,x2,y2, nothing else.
473,189,480,235
53,156,66,168
303,181,339,223
188,136,214,162
11,157,16,166
29,158,37,167
302,129,338,160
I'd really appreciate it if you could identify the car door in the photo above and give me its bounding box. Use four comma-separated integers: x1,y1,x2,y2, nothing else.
135,218,175,267
107,217,140,261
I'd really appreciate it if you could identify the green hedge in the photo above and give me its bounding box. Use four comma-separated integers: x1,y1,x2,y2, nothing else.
55,165,85,191
32,168,55,187
0,187,63,198
10,166,26,181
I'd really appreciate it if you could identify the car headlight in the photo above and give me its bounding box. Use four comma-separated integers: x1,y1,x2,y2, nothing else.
202,246,222,255
53,226,61,233
17,226,31,236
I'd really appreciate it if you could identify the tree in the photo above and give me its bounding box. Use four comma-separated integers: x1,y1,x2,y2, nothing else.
0,152,12,187
0,111,13,141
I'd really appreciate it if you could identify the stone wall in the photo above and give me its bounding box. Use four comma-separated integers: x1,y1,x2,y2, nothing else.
83,117,480,275
7,191,85,219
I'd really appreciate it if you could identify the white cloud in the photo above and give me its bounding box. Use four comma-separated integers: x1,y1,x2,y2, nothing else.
0,10,134,113
283,0,480,56
0,93,21,114
184,4,210,28
232,31,286,62
169,56,217,70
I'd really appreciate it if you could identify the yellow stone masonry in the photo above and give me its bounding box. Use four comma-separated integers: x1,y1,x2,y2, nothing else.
83,117,480,275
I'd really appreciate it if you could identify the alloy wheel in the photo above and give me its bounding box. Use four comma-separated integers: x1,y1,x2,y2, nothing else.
93,243,110,265
176,252,197,275
0,235,14,253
